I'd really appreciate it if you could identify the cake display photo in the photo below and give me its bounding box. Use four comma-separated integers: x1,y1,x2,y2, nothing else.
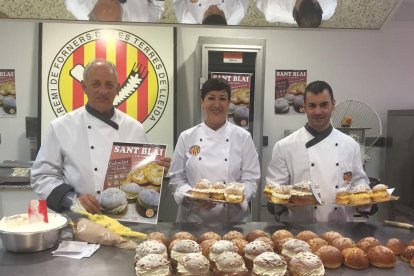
0,69,17,117
275,69,307,115
210,72,252,129
101,142,167,223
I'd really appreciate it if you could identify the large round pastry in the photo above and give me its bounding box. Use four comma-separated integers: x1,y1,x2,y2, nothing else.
281,238,310,264
100,187,128,215
222,230,244,241
371,184,391,202
135,254,170,276
134,240,167,263
308,238,328,253
342,247,369,269
271,229,294,245
171,231,197,242
367,245,396,268
198,231,221,244
177,253,210,276
252,252,287,276
200,239,218,257
401,245,414,262
289,251,325,276
214,251,248,276
209,240,238,269
385,238,405,255
245,229,270,242
357,236,380,252
170,240,201,272
290,181,316,205
135,189,159,218
320,231,343,245
296,230,319,242
348,184,371,205
147,232,169,247
315,245,343,269
243,240,274,270
331,237,356,252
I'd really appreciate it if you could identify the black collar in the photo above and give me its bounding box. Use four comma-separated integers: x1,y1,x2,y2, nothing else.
305,123,333,148
85,104,119,130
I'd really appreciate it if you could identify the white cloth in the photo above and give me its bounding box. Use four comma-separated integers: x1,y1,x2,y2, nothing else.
64,0,164,22
266,127,369,222
173,0,249,25
31,107,148,199
168,121,260,224
255,0,337,24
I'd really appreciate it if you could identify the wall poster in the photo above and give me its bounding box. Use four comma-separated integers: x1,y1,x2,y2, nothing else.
275,70,307,115
210,72,251,129
0,69,16,117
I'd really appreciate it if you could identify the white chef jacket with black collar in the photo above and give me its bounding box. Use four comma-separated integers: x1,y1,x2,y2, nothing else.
255,0,337,24
64,0,164,22
31,106,148,202
173,0,249,25
267,126,369,222
168,121,260,224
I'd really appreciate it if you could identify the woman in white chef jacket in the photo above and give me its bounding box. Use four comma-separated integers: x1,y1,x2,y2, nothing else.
168,78,260,224
267,80,370,223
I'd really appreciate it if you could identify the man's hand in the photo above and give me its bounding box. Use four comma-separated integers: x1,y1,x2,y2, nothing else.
78,194,101,214
184,196,216,210
157,156,171,175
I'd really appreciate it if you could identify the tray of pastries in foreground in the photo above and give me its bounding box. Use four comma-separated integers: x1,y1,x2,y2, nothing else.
185,179,245,204
132,226,414,275
264,180,324,206
335,183,399,206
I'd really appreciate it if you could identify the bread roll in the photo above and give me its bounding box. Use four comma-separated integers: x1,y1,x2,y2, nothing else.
198,231,221,244
176,253,210,276
245,230,270,242
296,230,319,242
367,245,396,268
332,237,356,252
214,251,248,276
281,238,310,264
272,229,294,245
308,238,328,253
231,238,248,255
289,251,325,276
171,231,197,242
320,231,343,245
200,239,218,257
243,240,274,270
357,236,380,252
315,245,343,269
147,232,169,247
342,247,369,270
135,254,170,276
401,245,414,262
252,252,287,276
385,238,406,255
222,230,244,241
255,236,276,251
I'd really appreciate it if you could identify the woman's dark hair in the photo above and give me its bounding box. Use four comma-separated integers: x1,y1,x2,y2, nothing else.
202,14,228,25
201,78,231,100
293,0,323,27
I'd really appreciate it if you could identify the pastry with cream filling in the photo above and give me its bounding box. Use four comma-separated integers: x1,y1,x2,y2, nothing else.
371,184,391,202
289,251,325,276
224,182,244,203
252,252,287,276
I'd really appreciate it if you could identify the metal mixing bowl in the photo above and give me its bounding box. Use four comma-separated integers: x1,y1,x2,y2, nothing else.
0,213,69,253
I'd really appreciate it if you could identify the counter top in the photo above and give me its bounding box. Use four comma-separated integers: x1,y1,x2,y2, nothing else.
1,222,413,275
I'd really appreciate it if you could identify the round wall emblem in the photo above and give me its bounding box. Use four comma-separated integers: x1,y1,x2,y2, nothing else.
47,29,169,132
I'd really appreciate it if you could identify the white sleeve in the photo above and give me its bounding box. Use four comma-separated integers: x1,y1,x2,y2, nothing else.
30,126,67,199
64,0,95,20
239,133,260,202
266,142,290,185
172,0,198,23
148,0,165,21
168,134,192,205
225,0,249,25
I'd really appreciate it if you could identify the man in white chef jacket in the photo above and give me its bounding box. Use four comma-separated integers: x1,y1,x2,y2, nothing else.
173,0,249,25
31,59,170,214
65,0,164,22
267,80,371,223
168,78,260,224
256,0,337,27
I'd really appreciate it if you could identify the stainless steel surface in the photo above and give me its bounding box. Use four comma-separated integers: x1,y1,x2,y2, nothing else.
0,214,68,253
1,222,414,275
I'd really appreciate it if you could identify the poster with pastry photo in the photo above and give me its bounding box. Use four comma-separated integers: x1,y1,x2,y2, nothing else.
275,70,307,115
210,72,252,129
102,142,167,224
0,69,16,117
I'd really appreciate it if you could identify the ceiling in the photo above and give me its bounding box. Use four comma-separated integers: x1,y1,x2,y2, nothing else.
0,0,412,29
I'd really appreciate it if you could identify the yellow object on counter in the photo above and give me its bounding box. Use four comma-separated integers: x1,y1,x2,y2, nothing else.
82,212,147,239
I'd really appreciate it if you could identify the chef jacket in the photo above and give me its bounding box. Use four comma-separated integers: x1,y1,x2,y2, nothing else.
168,121,260,224
173,0,249,25
266,126,369,222
31,106,148,204
65,0,164,22
255,0,337,24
